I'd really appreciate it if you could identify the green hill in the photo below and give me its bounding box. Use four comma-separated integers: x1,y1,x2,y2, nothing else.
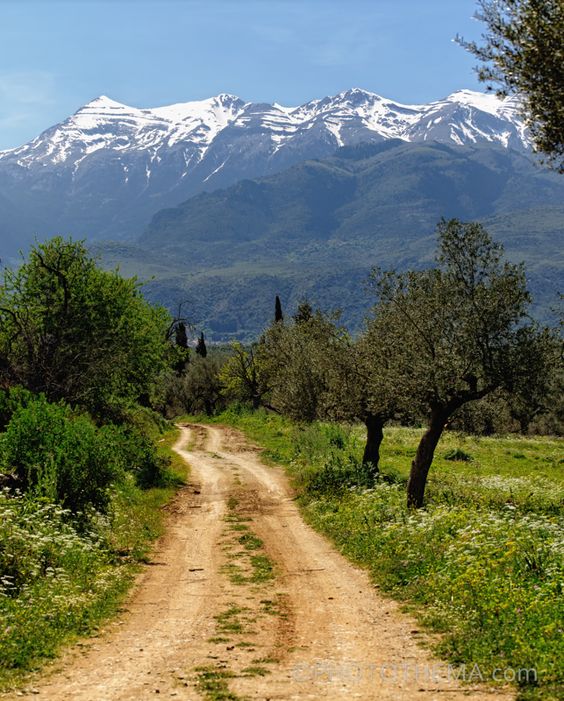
100,141,563,338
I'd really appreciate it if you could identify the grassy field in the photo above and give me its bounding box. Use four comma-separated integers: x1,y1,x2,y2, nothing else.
0,425,187,691
209,407,563,701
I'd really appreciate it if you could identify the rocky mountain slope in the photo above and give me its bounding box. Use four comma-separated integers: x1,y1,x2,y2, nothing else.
0,88,530,256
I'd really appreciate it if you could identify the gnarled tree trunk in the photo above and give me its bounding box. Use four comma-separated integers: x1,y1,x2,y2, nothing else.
362,412,385,478
407,407,449,508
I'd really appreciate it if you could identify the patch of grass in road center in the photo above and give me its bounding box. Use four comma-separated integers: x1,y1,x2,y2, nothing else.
194,665,243,701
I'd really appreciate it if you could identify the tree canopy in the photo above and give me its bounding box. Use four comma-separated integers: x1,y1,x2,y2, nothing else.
0,237,171,417
368,218,554,506
459,0,564,171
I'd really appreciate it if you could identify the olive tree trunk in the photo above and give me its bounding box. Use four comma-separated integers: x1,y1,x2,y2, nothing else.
407,407,449,508
362,413,385,477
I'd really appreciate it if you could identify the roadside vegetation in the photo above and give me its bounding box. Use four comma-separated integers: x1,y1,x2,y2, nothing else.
206,408,563,701
171,220,562,700
0,239,190,689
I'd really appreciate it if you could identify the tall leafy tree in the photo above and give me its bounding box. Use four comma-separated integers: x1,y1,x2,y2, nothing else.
369,219,553,507
0,237,171,416
220,342,269,410
318,330,400,476
180,355,224,416
257,308,341,421
458,0,564,170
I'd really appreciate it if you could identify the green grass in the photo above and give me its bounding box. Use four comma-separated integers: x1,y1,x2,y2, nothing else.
0,424,187,691
209,407,564,701
214,606,250,635
195,666,243,701
240,665,269,677
220,490,275,587
238,533,263,551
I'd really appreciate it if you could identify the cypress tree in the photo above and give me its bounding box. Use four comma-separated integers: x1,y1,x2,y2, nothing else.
274,295,284,323
196,332,207,358
173,322,190,376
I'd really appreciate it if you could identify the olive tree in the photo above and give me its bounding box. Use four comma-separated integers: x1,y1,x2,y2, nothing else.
179,355,225,416
220,342,269,410
458,0,564,170
256,304,343,422
369,219,552,507
320,330,402,477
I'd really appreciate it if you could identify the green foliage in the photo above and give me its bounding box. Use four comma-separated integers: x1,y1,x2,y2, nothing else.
219,343,268,409
0,426,186,687
1,397,122,513
257,307,346,421
0,241,187,685
172,353,227,416
0,237,172,418
0,387,35,431
0,492,125,676
371,219,532,409
102,423,171,489
444,448,474,462
459,0,564,171
367,219,556,507
0,395,169,513
302,453,378,494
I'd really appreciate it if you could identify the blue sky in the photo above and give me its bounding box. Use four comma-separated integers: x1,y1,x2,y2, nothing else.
0,0,485,150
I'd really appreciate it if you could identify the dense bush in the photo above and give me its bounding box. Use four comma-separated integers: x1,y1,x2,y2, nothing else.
0,427,182,681
0,397,123,513
0,387,36,432
0,491,103,598
171,355,227,416
0,396,169,513
105,424,171,489
0,238,172,420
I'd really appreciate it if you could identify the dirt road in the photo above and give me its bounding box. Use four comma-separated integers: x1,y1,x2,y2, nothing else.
12,424,512,700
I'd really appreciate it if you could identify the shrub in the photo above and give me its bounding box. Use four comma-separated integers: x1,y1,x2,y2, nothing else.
0,397,123,513
302,453,376,494
444,447,474,462
103,424,171,488
0,387,35,431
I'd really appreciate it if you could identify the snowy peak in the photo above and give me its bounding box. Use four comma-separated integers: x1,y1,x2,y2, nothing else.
0,86,541,259
0,87,530,170
79,95,129,109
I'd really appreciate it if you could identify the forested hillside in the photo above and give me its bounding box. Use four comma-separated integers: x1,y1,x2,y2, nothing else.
100,141,564,338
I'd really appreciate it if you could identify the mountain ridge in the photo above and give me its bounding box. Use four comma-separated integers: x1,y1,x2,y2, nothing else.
0,87,531,257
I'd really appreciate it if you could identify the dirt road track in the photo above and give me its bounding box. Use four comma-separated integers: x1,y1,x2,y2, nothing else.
9,424,513,700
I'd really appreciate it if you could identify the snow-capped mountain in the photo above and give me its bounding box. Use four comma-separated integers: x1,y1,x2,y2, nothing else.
0,88,530,254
